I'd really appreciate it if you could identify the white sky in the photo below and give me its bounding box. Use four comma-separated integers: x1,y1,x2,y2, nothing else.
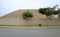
0,0,60,16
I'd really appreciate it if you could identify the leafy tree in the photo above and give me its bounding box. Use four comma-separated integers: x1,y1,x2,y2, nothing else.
53,5,58,10
22,11,33,26
39,5,58,20
57,9,60,20
39,7,54,20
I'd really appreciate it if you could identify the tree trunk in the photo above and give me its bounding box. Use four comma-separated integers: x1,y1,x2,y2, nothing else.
47,16,52,20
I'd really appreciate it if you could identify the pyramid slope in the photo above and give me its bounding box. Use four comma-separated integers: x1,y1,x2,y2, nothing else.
0,9,60,25
1,9,47,19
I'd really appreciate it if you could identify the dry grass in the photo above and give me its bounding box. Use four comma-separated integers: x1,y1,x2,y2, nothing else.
0,25,60,28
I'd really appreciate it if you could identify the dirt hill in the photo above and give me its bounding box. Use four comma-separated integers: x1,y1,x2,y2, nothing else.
0,9,59,26
1,9,46,19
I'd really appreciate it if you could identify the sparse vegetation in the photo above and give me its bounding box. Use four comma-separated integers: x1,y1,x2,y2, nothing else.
22,11,33,26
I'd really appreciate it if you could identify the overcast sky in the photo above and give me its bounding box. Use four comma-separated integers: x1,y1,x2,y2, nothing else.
0,0,60,16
